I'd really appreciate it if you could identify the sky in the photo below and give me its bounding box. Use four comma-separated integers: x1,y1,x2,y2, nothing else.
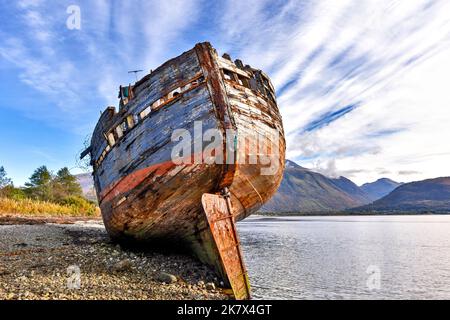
1,0,450,186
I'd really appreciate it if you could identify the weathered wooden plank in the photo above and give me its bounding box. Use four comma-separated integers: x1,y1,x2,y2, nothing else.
87,42,286,300
201,193,251,300
217,56,251,79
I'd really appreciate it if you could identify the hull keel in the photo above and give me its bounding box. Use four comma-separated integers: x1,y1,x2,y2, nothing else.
199,190,251,300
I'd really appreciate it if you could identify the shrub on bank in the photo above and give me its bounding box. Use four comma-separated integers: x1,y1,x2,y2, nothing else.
0,197,99,217
0,185,27,200
59,195,98,216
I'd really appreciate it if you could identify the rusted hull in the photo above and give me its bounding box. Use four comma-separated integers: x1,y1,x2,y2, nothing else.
86,42,285,299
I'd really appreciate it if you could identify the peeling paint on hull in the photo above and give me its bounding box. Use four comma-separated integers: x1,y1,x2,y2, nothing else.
85,42,286,299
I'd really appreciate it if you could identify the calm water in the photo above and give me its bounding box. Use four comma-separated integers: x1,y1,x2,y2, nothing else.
237,215,450,300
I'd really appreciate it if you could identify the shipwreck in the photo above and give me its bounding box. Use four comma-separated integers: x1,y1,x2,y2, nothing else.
81,42,286,299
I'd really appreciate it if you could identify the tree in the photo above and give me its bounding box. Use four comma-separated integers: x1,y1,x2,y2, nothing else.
0,166,13,197
26,166,52,187
22,166,86,203
53,167,82,201
0,166,12,189
25,166,53,200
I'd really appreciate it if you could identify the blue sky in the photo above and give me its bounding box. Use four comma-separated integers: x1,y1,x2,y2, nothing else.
1,0,450,186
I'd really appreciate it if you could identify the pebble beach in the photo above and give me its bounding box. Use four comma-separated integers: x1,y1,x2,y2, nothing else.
0,217,228,300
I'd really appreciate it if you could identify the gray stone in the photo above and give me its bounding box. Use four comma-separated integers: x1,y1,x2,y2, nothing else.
112,259,133,272
156,272,177,284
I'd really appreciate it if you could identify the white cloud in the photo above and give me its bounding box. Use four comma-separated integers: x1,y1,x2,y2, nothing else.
0,0,201,132
17,0,43,9
2,0,450,184
216,0,450,184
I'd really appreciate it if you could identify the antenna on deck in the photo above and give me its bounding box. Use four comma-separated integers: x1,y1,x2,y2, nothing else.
128,69,144,81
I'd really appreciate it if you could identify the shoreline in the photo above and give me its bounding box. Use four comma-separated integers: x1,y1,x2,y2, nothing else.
0,214,102,225
0,216,228,300
256,212,450,217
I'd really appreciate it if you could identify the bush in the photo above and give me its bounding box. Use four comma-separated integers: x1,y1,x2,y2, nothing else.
0,185,26,200
59,196,98,216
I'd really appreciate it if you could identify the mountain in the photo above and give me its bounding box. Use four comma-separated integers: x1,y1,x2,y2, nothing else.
361,178,402,201
354,177,450,213
75,173,97,202
331,176,372,204
261,160,372,213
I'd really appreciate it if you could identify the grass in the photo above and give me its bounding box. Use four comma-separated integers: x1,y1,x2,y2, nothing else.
0,197,100,217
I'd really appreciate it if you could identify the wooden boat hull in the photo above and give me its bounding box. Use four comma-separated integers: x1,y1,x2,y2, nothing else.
86,42,285,299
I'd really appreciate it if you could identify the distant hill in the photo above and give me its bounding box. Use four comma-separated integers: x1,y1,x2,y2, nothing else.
75,173,97,202
332,176,371,205
261,160,372,213
361,178,402,201
354,177,450,213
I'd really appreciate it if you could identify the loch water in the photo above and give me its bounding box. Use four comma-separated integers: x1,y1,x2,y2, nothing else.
238,215,450,299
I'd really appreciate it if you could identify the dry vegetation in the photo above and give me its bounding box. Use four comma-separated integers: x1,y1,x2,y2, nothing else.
0,197,99,217
0,165,99,217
